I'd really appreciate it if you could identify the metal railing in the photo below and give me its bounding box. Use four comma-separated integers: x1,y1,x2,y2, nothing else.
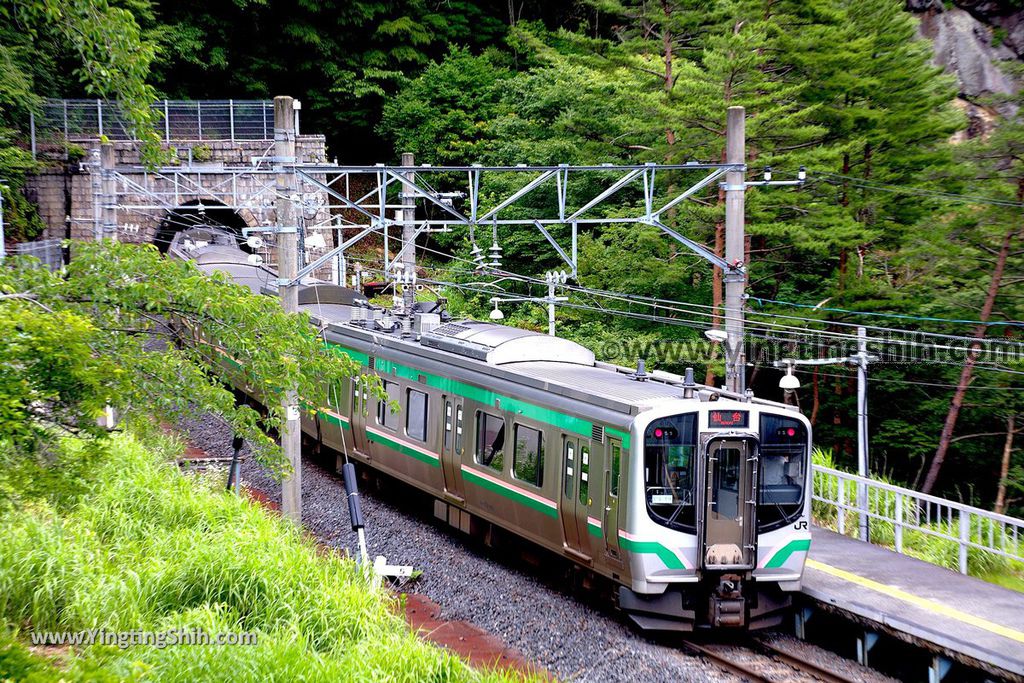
29,100,277,158
15,239,63,270
812,465,1024,574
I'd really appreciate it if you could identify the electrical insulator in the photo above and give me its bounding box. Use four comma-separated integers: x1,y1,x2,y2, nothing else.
488,241,502,269
471,242,486,270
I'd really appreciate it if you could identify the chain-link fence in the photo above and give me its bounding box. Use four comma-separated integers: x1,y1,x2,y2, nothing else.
15,239,63,270
30,100,277,158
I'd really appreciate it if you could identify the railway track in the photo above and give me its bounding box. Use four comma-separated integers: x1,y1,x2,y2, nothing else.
680,637,865,683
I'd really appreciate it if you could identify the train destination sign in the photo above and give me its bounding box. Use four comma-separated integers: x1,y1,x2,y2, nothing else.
708,410,749,428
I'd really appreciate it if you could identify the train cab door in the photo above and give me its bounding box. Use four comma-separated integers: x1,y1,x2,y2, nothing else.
559,437,590,560
702,438,756,569
440,396,466,502
603,438,622,559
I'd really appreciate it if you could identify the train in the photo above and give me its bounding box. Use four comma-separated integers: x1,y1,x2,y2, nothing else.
170,227,813,631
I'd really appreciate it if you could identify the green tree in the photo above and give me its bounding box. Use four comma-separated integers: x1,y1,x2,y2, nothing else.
0,0,166,241
148,0,510,160
0,242,380,469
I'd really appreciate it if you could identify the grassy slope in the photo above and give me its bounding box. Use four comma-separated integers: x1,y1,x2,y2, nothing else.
0,435,527,682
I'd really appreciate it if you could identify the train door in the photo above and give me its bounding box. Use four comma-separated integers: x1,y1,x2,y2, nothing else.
350,373,369,456
603,438,622,558
440,396,466,501
702,438,756,569
559,437,589,559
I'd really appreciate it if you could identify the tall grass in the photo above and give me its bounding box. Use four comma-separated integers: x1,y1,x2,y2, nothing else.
811,448,1024,587
0,435,528,682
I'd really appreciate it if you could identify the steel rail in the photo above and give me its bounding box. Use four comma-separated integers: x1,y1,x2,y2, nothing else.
679,638,865,683
751,637,864,683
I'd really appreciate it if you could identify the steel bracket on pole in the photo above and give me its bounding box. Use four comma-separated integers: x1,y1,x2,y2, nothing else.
383,168,469,224
292,223,384,282
644,218,731,271
723,269,746,281
532,220,576,275
243,225,297,235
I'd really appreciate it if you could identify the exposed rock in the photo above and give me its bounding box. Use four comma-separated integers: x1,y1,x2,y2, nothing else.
907,1,1018,136
954,0,1024,58
915,6,1018,100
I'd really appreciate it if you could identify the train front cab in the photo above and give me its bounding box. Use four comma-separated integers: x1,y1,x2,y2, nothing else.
619,401,812,631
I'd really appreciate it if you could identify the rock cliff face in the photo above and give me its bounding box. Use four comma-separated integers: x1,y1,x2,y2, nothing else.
906,0,1020,135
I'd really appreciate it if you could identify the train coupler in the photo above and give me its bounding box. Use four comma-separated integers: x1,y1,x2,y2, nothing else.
709,575,746,628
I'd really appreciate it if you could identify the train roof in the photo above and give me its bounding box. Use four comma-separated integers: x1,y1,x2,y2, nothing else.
177,232,795,416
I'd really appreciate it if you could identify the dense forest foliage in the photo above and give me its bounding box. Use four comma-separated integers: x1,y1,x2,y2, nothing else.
1,0,1022,515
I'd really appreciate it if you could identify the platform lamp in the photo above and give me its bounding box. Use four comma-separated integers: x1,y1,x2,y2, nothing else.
488,298,505,321
773,326,875,543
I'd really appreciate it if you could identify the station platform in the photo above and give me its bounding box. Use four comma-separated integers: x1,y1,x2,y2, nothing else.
802,527,1024,681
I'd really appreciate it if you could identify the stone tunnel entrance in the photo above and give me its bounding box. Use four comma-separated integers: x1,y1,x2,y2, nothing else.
154,199,251,253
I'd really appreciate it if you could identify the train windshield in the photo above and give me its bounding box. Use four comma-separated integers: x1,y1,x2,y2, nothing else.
644,413,698,533
757,413,808,532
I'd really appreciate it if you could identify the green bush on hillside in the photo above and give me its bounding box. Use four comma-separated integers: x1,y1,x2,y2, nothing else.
0,435,525,682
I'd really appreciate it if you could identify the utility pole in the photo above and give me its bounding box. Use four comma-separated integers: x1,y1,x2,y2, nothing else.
724,106,746,394
275,95,302,525
401,152,416,315
855,326,870,542
0,181,6,260
547,277,556,336
101,143,117,242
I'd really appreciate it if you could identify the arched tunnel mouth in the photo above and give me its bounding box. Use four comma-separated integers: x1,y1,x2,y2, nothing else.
155,200,251,253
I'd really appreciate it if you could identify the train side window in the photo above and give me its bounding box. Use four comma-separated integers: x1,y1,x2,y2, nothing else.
512,425,544,487
455,406,464,455
579,445,590,504
376,380,400,429
563,441,575,497
610,442,621,497
475,411,505,472
443,401,453,451
406,389,428,442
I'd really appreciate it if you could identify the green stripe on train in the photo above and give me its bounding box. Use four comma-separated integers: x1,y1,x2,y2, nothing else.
618,537,686,570
328,342,631,448
461,468,558,519
366,431,440,468
588,521,602,538
763,538,811,568
319,411,351,430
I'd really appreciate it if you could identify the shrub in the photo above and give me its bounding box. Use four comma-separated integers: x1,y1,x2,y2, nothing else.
0,435,526,682
811,448,1024,586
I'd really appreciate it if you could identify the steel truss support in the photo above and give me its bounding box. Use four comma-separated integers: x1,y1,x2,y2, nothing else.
109,161,764,290
286,162,746,279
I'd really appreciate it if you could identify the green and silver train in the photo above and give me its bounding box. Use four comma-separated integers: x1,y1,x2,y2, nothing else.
173,229,812,631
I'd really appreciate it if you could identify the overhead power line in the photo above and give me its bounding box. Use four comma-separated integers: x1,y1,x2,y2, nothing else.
749,296,1024,329
815,172,1024,208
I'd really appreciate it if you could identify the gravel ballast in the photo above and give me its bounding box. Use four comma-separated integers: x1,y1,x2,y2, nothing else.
178,413,892,683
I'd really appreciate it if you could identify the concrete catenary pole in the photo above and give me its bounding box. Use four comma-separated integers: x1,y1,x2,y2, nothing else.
101,143,117,242
401,152,416,315
91,148,102,241
275,95,302,524
724,106,746,394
